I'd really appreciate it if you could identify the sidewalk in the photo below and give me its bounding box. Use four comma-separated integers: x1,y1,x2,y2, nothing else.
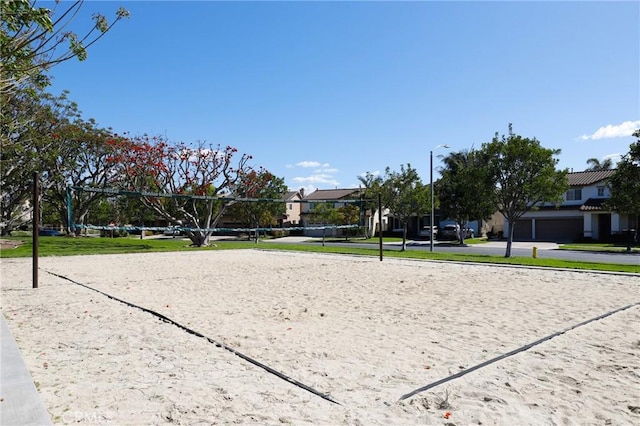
0,313,51,425
477,241,559,250
248,236,560,250
389,239,559,250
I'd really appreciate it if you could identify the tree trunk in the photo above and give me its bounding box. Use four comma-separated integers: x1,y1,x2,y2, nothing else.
401,222,407,251
189,231,207,247
505,221,515,258
255,221,259,244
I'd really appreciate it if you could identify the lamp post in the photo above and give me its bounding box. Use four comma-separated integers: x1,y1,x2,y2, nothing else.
430,144,450,252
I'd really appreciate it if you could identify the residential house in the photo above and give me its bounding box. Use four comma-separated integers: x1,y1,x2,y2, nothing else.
216,190,304,231
280,190,303,227
507,169,633,242
300,188,371,237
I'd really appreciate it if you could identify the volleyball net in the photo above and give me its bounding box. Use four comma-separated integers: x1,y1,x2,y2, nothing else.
67,186,365,235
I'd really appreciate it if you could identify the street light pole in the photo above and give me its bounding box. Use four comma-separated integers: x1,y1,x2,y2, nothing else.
430,150,434,252
430,144,450,252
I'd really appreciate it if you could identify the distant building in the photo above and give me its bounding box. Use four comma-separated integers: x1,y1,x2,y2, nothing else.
299,188,370,237
281,190,302,227
506,169,634,242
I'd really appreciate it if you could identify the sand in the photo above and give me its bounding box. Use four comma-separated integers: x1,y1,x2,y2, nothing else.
1,249,639,425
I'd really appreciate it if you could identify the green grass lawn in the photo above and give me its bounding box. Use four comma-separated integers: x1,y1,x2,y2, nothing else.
321,236,488,245
2,235,638,274
559,243,640,254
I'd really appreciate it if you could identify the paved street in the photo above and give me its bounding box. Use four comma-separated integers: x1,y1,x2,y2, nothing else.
263,237,640,266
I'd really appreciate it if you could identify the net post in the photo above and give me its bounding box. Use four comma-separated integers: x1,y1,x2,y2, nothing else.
32,172,39,288
378,193,383,261
66,185,73,235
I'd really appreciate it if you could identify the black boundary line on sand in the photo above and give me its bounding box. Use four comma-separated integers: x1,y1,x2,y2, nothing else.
44,270,342,406
399,301,640,401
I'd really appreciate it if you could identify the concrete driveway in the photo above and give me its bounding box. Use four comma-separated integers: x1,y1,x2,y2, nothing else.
474,241,559,250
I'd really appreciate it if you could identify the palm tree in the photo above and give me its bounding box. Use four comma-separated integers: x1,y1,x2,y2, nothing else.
586,157,613,171
356,172,383,238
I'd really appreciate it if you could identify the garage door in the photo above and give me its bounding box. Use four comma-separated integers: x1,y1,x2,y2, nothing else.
535,218,583,242
513,219,532,240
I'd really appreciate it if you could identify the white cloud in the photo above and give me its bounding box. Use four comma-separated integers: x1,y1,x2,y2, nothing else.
286,161,341,191
291,174,340,186
579,120,640,141
359,170,380,178
296,161,321,168
314,167,339,173
603,153,622,164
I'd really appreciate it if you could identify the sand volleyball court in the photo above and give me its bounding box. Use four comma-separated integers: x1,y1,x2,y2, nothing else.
1,249,639,425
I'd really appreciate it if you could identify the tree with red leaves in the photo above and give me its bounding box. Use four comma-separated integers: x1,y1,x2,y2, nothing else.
106,134,254,246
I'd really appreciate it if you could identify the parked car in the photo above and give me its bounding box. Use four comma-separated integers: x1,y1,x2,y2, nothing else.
438,224,475,240
462,227,475,239
438,224,459,240
163,226,183,236
418,226,438,240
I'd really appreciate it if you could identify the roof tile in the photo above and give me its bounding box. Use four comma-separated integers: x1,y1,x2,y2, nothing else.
568,170,615,186
304,188,363,201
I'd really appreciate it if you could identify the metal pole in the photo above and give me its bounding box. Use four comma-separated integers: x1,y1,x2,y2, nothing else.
32,172,39,289
66,185,73,235
430,150,434,252
378,193,383,261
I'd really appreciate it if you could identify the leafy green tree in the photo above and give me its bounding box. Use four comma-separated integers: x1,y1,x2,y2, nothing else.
226,168,287,241
0,87,116,235
1,84,51,234
586,157,613,171
307,202,360,239
41,112,119,234
437,149,496,245
483,124,568,257
606,130,640,251
1,0,127,234
309,203,341,225
380,164,429,251
336,204,360,226
1,0,129,97
336,204,361,239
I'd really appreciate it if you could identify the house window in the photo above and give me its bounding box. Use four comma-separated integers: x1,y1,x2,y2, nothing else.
566,189,582,201
597,186,605,197
288,203,292,210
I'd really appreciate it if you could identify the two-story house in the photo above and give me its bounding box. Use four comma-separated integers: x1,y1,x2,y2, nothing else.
299,188,369,237
280,190,303,227
215,190,305,232
508,169,629,242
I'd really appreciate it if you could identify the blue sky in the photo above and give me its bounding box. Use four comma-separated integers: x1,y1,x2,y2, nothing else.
47,1,639,193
